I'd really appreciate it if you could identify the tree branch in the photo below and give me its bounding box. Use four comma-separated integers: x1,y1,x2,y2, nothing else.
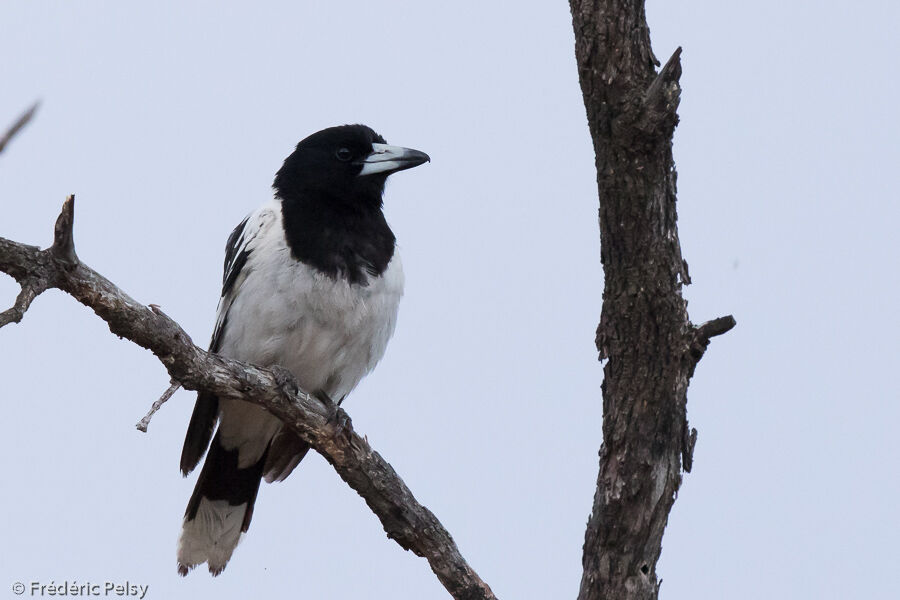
690,315,737,361
570,1,735,599
0,198,496,600
0,101,39,156
0,279,41,327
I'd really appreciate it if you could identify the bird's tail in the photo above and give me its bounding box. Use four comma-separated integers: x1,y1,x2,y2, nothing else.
176,432,268,576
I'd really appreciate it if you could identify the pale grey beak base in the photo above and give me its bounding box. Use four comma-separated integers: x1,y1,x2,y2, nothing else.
357,143,430,176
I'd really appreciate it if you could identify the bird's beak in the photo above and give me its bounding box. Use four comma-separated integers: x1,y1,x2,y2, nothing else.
357,143,430,176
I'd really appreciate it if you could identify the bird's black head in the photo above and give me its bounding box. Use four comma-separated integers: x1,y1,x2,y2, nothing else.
274,124,429,284
273,124,429,210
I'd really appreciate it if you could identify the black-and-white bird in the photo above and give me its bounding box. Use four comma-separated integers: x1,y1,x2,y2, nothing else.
176,124,429,576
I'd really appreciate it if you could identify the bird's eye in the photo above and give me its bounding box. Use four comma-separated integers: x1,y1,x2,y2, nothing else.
335,148,353,161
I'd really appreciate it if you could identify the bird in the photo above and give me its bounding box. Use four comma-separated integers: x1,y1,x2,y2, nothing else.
175,124,429,576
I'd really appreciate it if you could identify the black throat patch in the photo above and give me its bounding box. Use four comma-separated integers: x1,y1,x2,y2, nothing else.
279,192,396,286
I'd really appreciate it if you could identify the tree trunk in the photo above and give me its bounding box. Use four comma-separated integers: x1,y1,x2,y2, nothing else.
569,2,734,599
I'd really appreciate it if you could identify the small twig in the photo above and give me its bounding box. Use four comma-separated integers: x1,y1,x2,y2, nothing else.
0,101,40,156
0,281,41,328
695,315,737,342
644,47,682,107
136,379,182,432
680,258,692,286
637,46,683,139
682,426,698,473
690,315,737,360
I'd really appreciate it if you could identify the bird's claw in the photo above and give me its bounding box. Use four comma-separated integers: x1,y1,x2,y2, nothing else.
332,409,352,434
317,394,351,434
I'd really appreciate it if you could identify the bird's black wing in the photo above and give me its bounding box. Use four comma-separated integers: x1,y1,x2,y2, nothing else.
180,214,253,476
209,215,251,353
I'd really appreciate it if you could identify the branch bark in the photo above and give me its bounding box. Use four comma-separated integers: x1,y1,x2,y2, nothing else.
569,2,734,599
0,196,495,600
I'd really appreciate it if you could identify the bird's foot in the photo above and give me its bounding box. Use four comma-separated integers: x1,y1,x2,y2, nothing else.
332,409,352,436
270,365,299,396
315,390,352,434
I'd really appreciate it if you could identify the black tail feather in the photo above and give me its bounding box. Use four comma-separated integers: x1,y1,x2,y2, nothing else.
181,392,219,476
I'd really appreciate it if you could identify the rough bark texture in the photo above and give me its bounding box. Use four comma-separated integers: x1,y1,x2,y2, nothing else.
569,2,734,599
0,197,496,600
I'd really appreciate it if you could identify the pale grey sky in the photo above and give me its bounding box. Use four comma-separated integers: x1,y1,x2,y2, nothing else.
1,2,898,599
